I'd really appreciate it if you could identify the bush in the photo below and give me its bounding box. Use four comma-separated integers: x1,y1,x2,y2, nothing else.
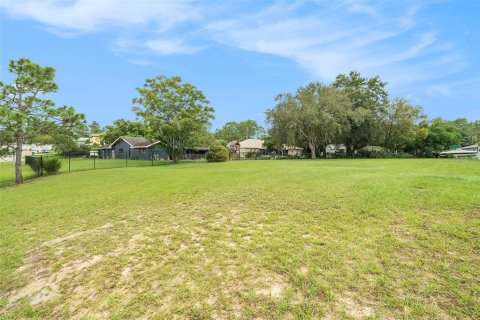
206,145,228,162
43,157,62,174
56,142,91,156
245,151,263,159
245,151,255,159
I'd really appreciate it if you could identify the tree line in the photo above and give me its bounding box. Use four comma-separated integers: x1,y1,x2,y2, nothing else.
265,71,479,158
1,58,479,184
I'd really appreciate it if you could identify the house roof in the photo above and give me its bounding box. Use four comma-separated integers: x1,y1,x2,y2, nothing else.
239,139,265,149
227,140,240,148
439,149,478,155
110,136,151,148
440,144,478,154
96,145,112,150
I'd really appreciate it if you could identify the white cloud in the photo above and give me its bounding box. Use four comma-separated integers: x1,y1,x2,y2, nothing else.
146,39,204,55
426,78,480,99
0,0,467,87
204,1,463,86
0,0,199,33
112,37,205,56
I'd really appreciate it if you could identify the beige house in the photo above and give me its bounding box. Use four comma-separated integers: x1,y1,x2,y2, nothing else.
281,144,303,156
239,139,266,154
228,139,303,158
227,139,266,159
89,134,102,145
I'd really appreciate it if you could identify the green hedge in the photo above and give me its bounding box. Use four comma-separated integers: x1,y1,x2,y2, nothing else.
206,145,228,162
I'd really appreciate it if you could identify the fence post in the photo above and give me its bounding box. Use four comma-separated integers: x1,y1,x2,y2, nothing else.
94,155,96,170
125,153,127,167
40,156,43,176
151,152,154,166
69,155,71,173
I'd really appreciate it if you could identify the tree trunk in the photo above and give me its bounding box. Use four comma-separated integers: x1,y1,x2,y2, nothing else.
346,144,353,157
15,131,23,184
320,144,327,158
172,149,180,163
309,142,316,159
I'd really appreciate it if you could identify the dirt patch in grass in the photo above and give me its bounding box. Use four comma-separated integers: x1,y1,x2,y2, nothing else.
5,223,118,309
391,225,417,242
42,222,113,247
337,292,375,318
465,208,480,221
7,252,103,307
256,283,284,298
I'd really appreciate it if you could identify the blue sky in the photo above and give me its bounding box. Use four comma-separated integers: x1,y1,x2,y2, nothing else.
1,0,479,129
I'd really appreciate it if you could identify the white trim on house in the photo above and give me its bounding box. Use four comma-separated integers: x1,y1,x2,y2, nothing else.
109,136,134,147
137,141,162,149
439,144,479,158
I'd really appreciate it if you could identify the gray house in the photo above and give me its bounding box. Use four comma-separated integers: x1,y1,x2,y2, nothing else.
97,136,168,160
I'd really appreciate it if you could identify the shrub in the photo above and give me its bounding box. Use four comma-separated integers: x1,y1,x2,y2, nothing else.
245,151,256,159
56,142,91,156
206,145,228,162
43,157,62,174
245,151,263,159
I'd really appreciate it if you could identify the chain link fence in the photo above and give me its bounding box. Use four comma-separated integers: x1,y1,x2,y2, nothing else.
24,153,205,177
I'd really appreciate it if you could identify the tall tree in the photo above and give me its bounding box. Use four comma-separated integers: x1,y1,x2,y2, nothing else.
333,70,388,154
89,121,102,134
0,58,86,184
101,119,147,145
414,118,463,156
133,75,214,162
267,82,351,159
380,98,424,151
214,120,264,142
451,118,480,146
465,120,480,145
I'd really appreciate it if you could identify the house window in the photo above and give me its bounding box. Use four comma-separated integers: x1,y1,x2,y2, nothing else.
139,148,145,154
119,148,124,154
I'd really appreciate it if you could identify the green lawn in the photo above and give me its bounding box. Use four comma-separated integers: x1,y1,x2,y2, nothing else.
1,159,479,319
0,162,37,187
0,157,195,187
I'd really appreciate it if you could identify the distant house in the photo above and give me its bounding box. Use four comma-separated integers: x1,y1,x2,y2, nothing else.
96,145,113,159
227,139,302,158
326,144,346,154
227,139,266,158
281,145,303,157
96,136,168,160
185,147,209,160
94,136,210,160
1,144,52,162
227,140,241,159
439,144,479,159
88,134,102,145
76,137,89,145
238,139,266,155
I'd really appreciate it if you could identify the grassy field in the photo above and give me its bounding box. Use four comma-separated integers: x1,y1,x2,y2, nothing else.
0,157,188,187
0,159,479,319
